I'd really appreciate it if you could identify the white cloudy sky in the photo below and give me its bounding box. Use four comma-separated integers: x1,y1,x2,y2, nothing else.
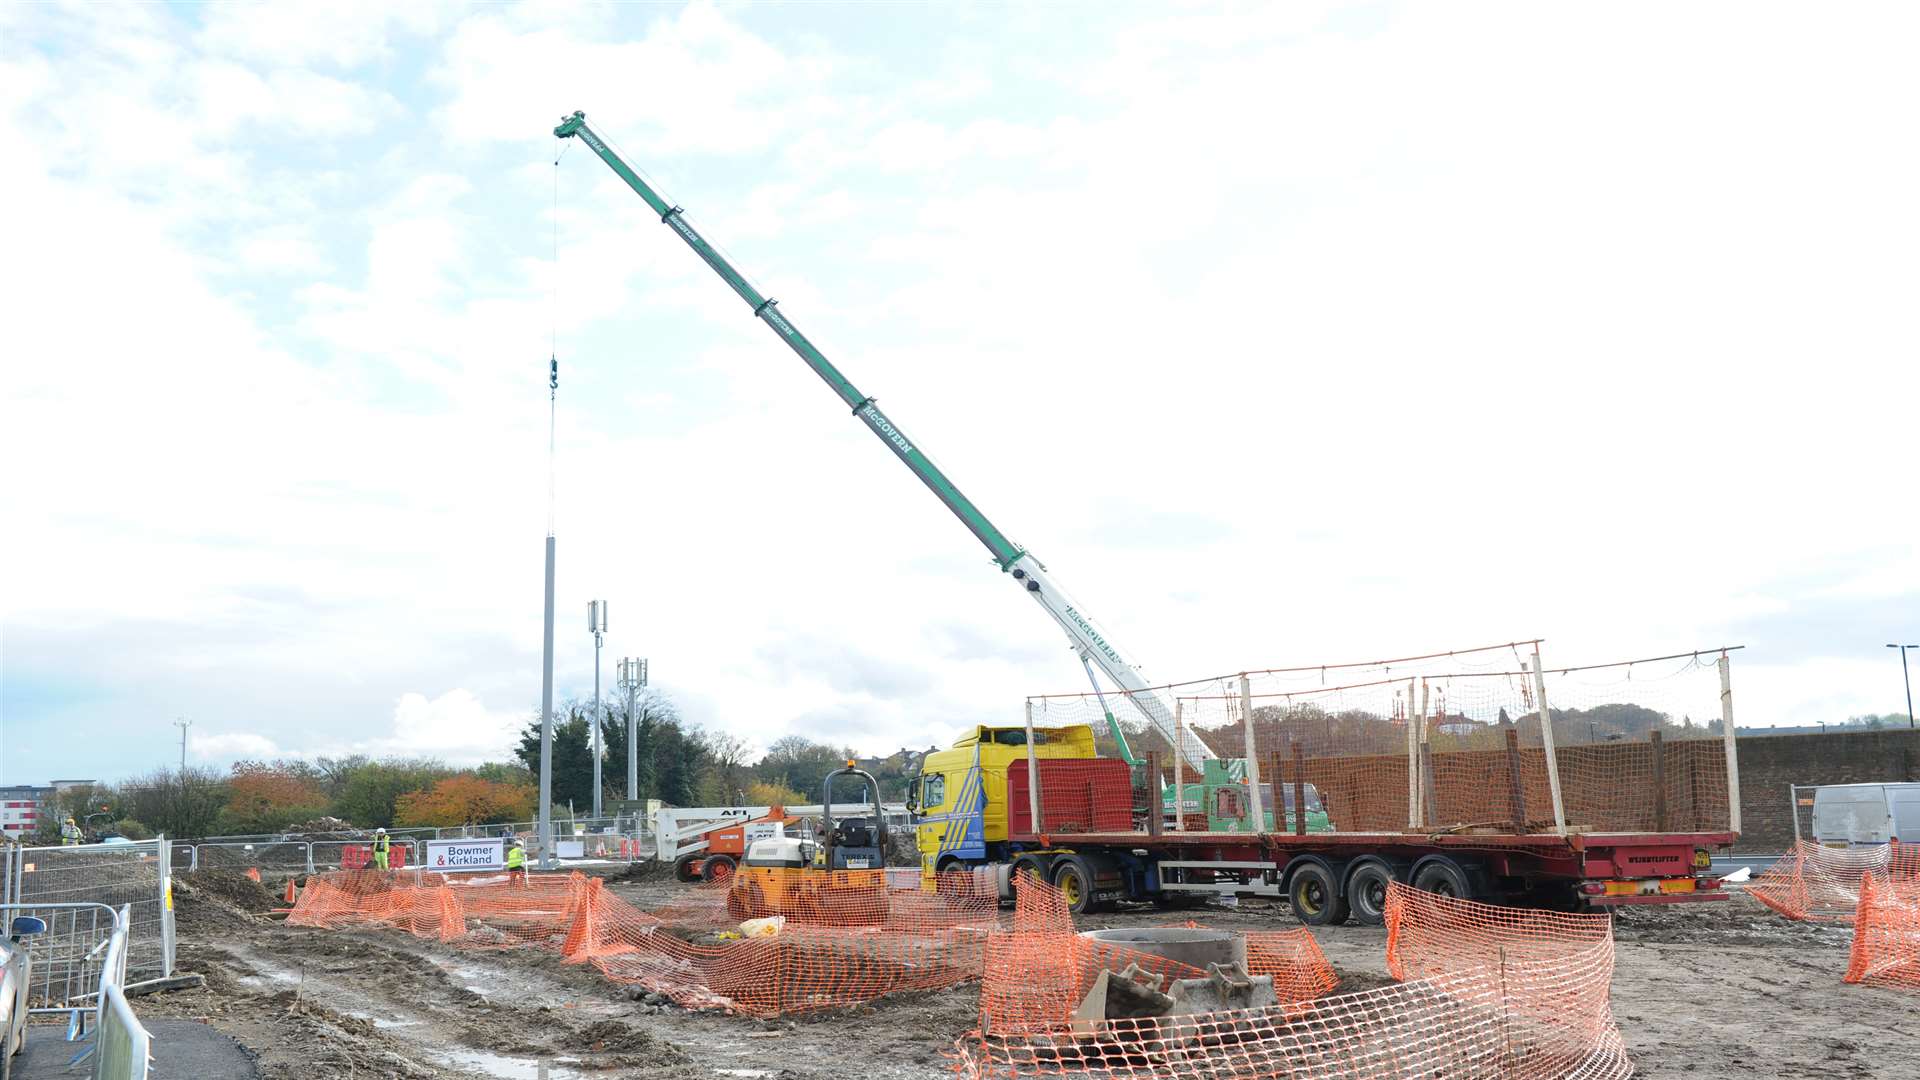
2,1,1916,785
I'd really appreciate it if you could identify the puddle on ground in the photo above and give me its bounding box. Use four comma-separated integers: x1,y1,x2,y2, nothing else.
345,1009,420,1029
430,1049,586,1079
234,959,303,988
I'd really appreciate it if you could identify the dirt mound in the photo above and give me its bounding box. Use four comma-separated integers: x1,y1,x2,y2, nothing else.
285,816,361,838
604,860,673,883
181,869,282,912
576,1019,687,1058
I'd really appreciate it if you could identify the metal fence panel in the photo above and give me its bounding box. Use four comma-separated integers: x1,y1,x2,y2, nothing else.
93,982,151,1080
10,844,167,987
191,841,311,872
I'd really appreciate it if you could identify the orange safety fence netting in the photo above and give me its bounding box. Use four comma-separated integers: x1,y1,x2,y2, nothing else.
1844,873,1920,991
289,868,1007,1017
977,876,1338,1036
956,879,1628,1080
1749,841,1920,922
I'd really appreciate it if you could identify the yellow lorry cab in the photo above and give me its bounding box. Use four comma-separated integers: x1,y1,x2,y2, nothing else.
905,723,1097,881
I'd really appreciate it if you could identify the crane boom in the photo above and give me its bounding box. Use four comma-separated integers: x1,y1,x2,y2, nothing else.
554,111,1215,769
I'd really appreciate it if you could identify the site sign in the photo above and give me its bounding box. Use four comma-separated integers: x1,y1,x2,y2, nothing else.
424,838,506,871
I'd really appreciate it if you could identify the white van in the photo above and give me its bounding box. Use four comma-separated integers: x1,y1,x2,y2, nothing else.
1810,782,1920,846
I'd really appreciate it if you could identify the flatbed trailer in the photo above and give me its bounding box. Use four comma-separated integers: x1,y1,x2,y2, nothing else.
998,825,1734,923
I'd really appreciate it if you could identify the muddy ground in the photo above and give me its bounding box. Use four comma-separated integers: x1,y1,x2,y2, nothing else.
99,870,1918,1079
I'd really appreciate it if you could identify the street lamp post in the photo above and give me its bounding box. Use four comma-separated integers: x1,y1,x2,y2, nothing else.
589,601,608,819
1889,644,1919,729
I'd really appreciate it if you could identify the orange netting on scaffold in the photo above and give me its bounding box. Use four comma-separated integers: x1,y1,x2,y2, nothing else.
288,868,1007,1017
1844,873,1920,991
1748,841,1920,922
955,879,1628,1080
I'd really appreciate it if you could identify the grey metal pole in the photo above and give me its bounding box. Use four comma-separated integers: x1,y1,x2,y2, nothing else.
591,603,604,820
1890,644,1917,729
538,536,557,870
174,717,189,771
625,661,638,801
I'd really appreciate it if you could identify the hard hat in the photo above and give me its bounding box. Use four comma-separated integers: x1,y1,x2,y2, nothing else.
65,816,75,823
375,827,386,834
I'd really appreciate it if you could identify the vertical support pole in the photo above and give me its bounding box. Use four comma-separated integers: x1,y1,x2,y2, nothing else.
1530,648,1568,835
1291,743,1308,836
1649,729,1668,832
1240,674,1265,831
592,612,603,821
1145,751,1162,837
305,841,316,875
1269,753,1288,833
1790,785,1801,846
1023,699,1043,841
538,536,557,870
626,665,639,802
1171,700,1187,831
1418,679,1436,828
158,836,175,977
1718,653,1742,834
1504,729,1528,831
1406,676,1421,831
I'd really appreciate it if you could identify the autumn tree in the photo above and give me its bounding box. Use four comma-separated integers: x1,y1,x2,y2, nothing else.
219,762,330,834
393,776,536,828
745,779,806,807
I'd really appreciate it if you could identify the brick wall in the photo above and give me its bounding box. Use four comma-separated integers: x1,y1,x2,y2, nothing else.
1735,729,1920,852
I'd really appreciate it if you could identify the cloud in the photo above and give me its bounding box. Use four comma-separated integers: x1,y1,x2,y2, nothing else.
3,2,1918,792
363,689,526,763
190,732,280,760
195,1,444,69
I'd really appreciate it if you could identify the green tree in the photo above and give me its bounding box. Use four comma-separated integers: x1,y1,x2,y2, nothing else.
331,759,452,828
754,736,858,803
516,691,706,808
122,766,228,838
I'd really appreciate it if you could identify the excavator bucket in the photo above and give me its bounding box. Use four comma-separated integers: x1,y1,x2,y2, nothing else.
1070,962,1276,1036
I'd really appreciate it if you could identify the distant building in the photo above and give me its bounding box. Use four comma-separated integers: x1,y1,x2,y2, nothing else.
0,781,99,840
855,747,941,776
0,784,54,839
1433,714,1490,738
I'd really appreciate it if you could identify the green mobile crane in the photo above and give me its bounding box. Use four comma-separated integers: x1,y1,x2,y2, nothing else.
553,110,1236,793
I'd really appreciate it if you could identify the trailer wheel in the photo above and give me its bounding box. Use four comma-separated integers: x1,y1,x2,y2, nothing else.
1288,862,1349,926
1411,857,1471,899
701,854,737,881
1051,855,1101,916
1346,861,1395,925
672,854,701,883
1009,854,1053,896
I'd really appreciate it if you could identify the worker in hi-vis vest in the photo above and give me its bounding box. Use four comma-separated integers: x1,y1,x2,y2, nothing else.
61,817,83,845
372,827,391,870
506,838,527,881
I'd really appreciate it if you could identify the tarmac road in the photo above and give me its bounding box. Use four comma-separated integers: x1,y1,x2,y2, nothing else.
11,1018,258,1080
